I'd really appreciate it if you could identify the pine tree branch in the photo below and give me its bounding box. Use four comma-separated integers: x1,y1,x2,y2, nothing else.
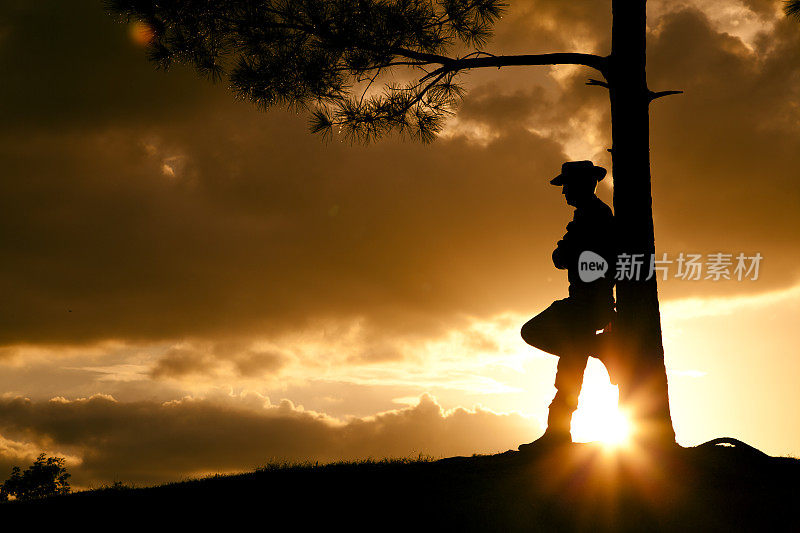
416,53,608,79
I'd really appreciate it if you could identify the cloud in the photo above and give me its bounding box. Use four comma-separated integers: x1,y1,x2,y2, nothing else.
150,342,287,379
2,1,796,353
0,1,799,455
0,393,535,487
662,280,800,320
739,0,781,18
0,99,573,347
0,1,217,130
645,8,800,297
489,0,612,54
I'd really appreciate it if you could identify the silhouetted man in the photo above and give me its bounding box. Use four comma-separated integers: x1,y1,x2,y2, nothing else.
519,161,616,450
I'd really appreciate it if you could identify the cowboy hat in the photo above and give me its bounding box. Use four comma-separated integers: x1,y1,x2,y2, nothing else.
550,160,607,185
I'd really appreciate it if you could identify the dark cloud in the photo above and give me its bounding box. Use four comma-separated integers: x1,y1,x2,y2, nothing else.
0,0,217,130
0,1,798,357
456,84,550,129
230,350,286,377
647,8,800,297
150,343,286,379
489,0,612,54
149,347,218,379
0,0,799,485
0,394,534,486
0,99,569,345
741,0,779,18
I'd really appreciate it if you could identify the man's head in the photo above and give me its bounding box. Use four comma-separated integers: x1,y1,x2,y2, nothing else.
550,161,607,207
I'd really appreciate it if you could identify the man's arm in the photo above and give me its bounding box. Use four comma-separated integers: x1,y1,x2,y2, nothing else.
552,218,585,269
553,210,591,270
552,231,575,269
552,241,569,269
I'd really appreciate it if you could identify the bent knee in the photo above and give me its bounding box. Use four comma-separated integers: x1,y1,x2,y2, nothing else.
520,320,539,346
521,321,553,352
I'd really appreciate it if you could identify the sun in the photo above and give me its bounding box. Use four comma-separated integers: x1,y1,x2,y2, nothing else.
570,358,632,447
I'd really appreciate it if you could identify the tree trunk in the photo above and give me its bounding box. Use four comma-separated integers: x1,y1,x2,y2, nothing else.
608,0,676,444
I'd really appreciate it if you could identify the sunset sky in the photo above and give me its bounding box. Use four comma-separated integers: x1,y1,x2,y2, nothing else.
1,0,799,488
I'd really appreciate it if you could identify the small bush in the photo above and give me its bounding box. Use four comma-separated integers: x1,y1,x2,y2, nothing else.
0,453,71,501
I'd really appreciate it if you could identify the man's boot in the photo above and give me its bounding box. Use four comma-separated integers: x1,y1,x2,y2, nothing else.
519,400,574,453
518,429,572,454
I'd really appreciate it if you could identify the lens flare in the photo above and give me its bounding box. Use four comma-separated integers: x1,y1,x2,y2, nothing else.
129,21,155,47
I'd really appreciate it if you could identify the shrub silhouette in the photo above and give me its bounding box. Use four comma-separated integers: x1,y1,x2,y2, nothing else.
0,453,71,501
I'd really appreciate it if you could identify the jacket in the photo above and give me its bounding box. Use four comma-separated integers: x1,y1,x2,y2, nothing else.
552,195,616,304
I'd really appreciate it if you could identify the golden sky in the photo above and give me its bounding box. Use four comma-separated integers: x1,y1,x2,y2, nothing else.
0,0,798,487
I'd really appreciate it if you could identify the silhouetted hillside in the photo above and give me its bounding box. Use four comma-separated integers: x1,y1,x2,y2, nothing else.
4,440,798,531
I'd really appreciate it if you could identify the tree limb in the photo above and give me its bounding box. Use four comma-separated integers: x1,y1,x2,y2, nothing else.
415,53,608,80
648,89,684,102
586,78,610,89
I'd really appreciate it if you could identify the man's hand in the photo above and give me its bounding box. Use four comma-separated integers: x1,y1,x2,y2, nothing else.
552,240,570,269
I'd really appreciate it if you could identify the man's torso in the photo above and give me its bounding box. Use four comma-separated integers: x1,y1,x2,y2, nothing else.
554,196,616,306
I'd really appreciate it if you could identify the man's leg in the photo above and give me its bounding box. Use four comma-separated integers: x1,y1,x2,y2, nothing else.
520,299,594,448
520,299,572,356
546,350,590,439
